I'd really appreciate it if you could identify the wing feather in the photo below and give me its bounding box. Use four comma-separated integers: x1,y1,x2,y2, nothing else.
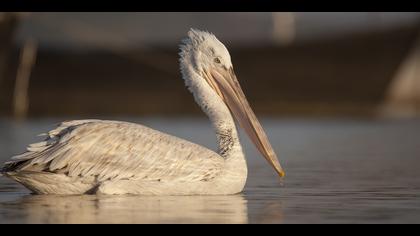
2,120,224,182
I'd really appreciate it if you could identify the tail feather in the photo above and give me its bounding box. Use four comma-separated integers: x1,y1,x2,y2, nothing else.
1,166,6,176
0,162,4,175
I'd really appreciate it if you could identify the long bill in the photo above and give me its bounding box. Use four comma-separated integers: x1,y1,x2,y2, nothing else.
203,67,285,177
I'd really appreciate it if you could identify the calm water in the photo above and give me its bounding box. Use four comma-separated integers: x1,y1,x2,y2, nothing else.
0,117,419,224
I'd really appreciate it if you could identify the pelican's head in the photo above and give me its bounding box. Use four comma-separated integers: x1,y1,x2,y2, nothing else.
179,29,285,178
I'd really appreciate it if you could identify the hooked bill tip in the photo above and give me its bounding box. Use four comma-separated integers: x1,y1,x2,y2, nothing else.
278,170,285,178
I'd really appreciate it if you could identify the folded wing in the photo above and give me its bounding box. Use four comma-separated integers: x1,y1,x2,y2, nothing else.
2,120,224,183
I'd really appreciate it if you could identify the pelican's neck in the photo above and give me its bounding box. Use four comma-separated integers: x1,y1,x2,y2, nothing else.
212,113,242,160
180,60,245,163
207,100,245,165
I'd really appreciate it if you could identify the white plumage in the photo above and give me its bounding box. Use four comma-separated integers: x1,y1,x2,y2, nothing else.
1,29,284,195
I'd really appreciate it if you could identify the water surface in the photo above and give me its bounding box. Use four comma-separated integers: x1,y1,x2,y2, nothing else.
0,117,419,223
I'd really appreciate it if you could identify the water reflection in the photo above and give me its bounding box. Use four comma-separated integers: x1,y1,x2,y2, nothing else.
0,194,249,224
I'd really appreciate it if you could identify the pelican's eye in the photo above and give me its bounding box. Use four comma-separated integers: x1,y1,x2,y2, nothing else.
214,57,221,64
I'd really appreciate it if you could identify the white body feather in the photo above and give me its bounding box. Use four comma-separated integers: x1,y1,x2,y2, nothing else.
2,120,247,195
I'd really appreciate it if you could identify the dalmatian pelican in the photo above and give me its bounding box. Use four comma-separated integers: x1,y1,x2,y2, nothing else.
1,29,285,195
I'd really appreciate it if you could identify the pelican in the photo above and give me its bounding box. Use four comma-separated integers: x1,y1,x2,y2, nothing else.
0,29,284,195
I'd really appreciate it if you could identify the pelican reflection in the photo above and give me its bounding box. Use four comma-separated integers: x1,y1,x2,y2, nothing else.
7,194,248,223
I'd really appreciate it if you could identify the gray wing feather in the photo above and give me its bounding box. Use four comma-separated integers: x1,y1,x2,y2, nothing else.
2,120,224,182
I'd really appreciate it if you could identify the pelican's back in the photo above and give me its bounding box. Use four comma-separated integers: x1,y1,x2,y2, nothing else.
1,120,225,194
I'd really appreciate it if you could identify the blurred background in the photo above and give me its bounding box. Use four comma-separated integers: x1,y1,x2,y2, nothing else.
1,12,420,120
